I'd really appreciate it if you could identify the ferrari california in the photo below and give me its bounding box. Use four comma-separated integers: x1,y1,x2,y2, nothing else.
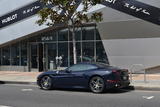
37,62,130,93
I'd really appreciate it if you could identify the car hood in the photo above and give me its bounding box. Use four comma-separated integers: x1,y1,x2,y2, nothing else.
42,70,63,75
37,70,60,78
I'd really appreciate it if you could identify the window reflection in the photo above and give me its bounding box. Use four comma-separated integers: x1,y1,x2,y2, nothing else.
82,42,95,62
96,42,109,64
21,42,27,66
2,46,10,65
47,43,57,70
58,29,68,41
96,28,101,40
31,45,38,68
0,25,109,70
82,27,95,40
68,64,97,72
58,43,68,67
11,44,20,65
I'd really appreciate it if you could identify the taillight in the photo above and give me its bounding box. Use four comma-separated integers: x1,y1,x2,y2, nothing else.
112,70,120,75
112,70,117,73
107,80,119,83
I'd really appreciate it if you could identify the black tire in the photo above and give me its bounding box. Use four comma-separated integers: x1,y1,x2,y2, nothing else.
89,76,105,93
40,76,53,90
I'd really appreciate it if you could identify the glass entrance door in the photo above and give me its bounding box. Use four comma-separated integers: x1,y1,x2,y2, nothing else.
44,43,57,70
30,44,38,72
30,43,44,72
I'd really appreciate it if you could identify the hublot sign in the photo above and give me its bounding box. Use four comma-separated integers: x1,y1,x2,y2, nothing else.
0,1,44,29
1,14,18,24
102,0,160,25
0,0,160,29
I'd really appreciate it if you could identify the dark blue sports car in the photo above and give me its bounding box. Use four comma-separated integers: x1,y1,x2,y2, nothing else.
37,63,130,93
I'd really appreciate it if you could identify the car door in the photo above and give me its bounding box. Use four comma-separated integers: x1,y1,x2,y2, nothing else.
54,64,88,88
54,64,97,88
70,70,87,88
53,70,74,88
65,64,97,88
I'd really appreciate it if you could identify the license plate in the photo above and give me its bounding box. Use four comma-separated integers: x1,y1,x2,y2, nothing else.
123,76,127,80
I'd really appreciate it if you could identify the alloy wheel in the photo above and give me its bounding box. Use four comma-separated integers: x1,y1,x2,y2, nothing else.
40,76,52,90
89,76,105,93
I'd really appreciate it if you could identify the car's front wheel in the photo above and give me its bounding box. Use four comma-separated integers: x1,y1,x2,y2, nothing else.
89,76,105,93
40,76,53,90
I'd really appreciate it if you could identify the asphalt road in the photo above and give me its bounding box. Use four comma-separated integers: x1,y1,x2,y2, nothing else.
0,84,160,107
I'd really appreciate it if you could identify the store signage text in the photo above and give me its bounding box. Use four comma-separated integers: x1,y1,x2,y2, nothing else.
101,0,160,25
41,36,53,41
123,3,150,15
23,5,41,15
106,0,117,4
0,0,160,29
1,14,18,24
0,1,44,29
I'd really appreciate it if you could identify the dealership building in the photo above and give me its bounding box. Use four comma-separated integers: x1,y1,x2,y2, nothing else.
0,0,160,72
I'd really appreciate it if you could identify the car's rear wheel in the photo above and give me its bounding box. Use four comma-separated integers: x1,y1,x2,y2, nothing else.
89,76,105,93
40,76,53,90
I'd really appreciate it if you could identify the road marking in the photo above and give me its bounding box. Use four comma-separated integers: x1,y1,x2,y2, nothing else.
0,105,12,107
21,89,33,91
4,84,37,87
142,96,154,100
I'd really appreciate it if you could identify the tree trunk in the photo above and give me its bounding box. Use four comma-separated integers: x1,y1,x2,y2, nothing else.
72,25,77,64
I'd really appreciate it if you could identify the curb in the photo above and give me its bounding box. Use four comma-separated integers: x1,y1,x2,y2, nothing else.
134,86,160,91
0,81,36,85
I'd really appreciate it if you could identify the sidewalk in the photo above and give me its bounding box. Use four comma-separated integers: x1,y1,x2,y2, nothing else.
0,71,160,91
0,71,41,84
130,74,160,91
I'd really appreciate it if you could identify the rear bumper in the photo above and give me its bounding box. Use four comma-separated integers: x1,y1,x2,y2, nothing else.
106,80,130,89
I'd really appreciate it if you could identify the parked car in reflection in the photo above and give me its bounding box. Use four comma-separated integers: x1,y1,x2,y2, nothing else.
37,62,130,93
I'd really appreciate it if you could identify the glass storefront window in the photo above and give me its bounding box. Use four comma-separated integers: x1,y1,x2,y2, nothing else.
0,24,109,72
21,42,27,66
58,29,68,41
31,44,38,68
11,43,20,65
82,42,95,62
82,27,95,40
96,28,101,40
46,43,57,70
2,46,10,65
96,42,109,64
58,43,68,67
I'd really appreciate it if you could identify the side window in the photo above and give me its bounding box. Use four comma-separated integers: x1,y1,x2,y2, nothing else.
68,64,97,72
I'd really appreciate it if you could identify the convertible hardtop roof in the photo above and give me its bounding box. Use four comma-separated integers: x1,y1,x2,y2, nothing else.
78,62,109,67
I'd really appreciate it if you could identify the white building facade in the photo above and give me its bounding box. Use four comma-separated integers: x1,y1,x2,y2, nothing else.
0,0,160,72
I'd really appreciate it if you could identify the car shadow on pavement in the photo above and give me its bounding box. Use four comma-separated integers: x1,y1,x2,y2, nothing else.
48,88,91,93
0,81,5,84
42,85,135,94
106,86,135,94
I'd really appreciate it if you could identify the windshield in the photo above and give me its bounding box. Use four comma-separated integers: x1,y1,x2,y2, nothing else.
95,63,109,68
